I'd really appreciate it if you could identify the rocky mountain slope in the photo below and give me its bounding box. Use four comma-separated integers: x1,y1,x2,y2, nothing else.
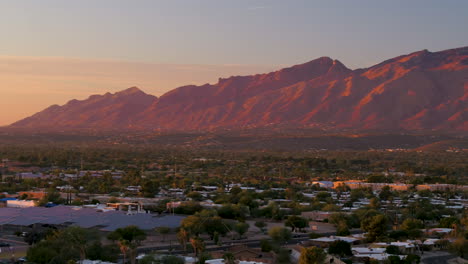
11,47,468,132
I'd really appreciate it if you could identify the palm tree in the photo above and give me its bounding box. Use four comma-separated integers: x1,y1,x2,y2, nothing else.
177,228,189,251
189,237,204,257
118,239,129,264
107,226,147,264
223,252,236,264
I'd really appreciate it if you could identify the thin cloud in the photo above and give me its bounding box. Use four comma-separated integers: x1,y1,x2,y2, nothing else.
247,6,269,11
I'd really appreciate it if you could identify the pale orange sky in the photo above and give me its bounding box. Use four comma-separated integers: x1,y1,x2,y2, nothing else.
0,56,277,126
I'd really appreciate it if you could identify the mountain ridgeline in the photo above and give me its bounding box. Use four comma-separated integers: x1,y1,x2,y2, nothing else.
11,47,468,132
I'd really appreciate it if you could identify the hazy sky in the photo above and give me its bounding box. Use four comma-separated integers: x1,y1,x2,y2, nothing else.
0,0,467,125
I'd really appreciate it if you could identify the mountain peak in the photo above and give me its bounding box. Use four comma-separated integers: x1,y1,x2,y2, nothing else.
116,86,145,95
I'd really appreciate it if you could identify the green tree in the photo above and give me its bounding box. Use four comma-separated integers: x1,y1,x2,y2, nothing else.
285,215,308,232
404,254,421,264
107,226,147,264
27,246,58,264
379,186,393,201
401,218,424,231
159,255,185,264
401,218,424,239
386,245,400,255
234,222,250,239
255,221,267,233
361,214,388,242
328,240,352,257
268,226,292,244
189,236,205,257
277,248,291,264
38,188,64,206
223,252,236,264
156,226,171,242
336,221,350,236
299,246,326,264
26,227,112,264
177,228,189,251
260,239,273,252
187,191,204,201
181,215,205,236
450,238,468,259
439,217,459,228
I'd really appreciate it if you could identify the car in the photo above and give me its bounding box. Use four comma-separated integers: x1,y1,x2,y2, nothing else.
0,242,10,247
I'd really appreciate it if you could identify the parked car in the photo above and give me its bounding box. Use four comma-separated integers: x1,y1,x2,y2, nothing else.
0,242,10,247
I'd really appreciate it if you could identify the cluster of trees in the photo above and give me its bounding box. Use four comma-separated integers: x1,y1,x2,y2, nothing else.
178,209,251,251
26,225,148,264
26,227,119,263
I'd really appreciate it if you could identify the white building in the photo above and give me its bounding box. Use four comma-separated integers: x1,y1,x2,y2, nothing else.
7,200,36,208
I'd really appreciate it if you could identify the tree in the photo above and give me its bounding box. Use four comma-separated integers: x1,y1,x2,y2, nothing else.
268,226,292,244
260,239,273,252
202,215,229,239
26,227,114,264
61,226,96,261
401,218,424,239
156,226,171,242
299,246,326,264
24,229,53,245
217,203,248,220
255,221,267,233
328,240,352,257
369,197,381,209
450,238,468,259
174,201,203,215
223,252,236,264
404,254,421,264
107,226,147,264
316,191,331,201
187,191,204,201
141,180,159,198
164,256,185,264
177,228,189,251
27,246,58,264
234,222,249,239
379,186,393,201
336,221,350,236
86,241,119,262
386,245,400,255
439,217,459,228
38,188,64,206
361,214,388,242
388,255,402,264
181,215,205,236
285,215,308,232
277,248,291,264
401,218,424,231
189,236,205,257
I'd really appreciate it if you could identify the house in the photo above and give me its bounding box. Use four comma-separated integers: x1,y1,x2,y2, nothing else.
353,253,405,262
312,181,334,189
7,200,36,208
288,245,347,264
301,211,334,221
211,245,276,264
372,241,417,254
306,236,360,248
106,202,144,214
0,197,17,208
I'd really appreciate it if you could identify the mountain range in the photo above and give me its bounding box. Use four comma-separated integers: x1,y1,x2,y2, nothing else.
11,46,468,132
